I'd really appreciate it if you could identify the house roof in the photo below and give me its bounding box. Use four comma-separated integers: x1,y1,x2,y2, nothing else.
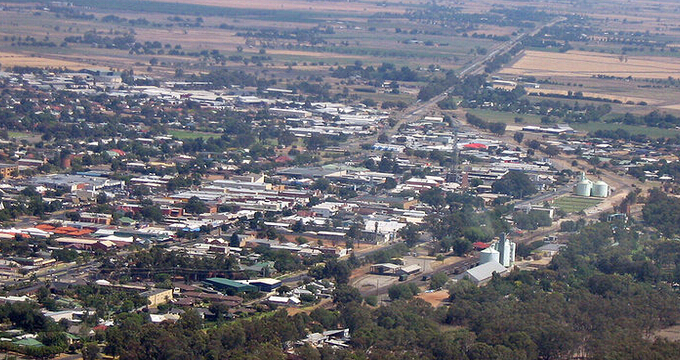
371,263,401,270
472,242,491,249
463,143,488,149
13,338,44,347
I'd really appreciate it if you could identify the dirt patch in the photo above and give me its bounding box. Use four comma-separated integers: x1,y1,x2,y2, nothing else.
652,325,680,341
431,255,465,269
416,290,450,307
501,50,680,79
286,298,332,316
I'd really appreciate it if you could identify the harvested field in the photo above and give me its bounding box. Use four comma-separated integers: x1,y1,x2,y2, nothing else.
0,51,97,69
416,290,450,307
525,88,660,105
501,50,680,79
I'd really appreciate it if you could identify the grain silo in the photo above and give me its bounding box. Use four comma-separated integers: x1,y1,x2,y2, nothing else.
592,180,609,198
575,172,593,197
479,247,500,264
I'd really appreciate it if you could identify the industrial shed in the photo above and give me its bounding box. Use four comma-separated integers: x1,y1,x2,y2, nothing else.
204,278,258,293
370,263,401,275
464,261,508,286
396,264,422,276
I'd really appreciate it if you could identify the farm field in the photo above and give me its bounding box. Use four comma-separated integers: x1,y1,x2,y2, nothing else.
552,195,603,213
142,0,409,13
466,109,544,125
465,108,680,139
0,51,99,69
501,50,680,79
570,122,680,138
523,88,660,106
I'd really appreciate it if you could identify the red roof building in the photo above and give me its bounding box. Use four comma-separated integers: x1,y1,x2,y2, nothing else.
472,242,491,250
463,143,488,150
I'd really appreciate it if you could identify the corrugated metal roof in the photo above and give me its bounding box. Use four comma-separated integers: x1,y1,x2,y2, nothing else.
465,261,507,283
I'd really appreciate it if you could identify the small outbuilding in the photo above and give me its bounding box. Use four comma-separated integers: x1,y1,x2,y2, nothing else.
370,263,401,275
396,264,422,276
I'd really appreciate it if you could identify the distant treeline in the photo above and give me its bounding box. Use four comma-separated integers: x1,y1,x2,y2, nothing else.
465,113,506,135
332,62,420,83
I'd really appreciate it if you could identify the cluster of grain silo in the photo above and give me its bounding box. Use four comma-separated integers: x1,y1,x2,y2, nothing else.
479,234,515,268
574,172,609,198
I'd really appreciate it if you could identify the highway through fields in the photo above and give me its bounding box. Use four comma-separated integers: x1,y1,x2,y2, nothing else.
381,16,566,138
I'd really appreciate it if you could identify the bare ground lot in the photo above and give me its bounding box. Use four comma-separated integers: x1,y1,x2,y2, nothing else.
415,290,450,307
501,50,680,79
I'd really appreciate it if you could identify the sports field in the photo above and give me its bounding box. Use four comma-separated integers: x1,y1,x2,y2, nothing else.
552,195,603,213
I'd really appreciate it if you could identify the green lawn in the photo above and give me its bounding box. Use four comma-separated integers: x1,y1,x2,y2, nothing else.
570,122,680,138
466,109,544,125
167,129,219,140
552,195,602,213
7,131,34,139
466,109,680,138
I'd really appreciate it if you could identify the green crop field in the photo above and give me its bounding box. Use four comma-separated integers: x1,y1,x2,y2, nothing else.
552,195,603,213
466,109,680,139
466,109,544,125
570,122,680,138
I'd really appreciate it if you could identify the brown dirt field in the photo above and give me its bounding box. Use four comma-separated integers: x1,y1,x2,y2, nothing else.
524,88,661,105
349,264,372,280
416,290,449,308
0,51,97,69
135,28,243,47
501,50,680,79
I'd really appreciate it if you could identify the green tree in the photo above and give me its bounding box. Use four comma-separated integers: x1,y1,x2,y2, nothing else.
82,342,100,360
184,196,208,214
492,172,537,199
430,272,449,290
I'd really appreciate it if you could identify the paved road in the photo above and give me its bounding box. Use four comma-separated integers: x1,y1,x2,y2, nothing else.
339,16,566,151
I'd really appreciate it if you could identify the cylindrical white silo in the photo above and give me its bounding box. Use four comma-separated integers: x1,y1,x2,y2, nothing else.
480,247,500,264
592,180,609,197
575,172,592,197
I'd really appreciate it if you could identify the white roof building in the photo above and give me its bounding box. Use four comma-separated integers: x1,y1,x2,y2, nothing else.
464,261,508,285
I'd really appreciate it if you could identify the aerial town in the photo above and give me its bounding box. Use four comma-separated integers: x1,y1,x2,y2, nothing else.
0,0,678,359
